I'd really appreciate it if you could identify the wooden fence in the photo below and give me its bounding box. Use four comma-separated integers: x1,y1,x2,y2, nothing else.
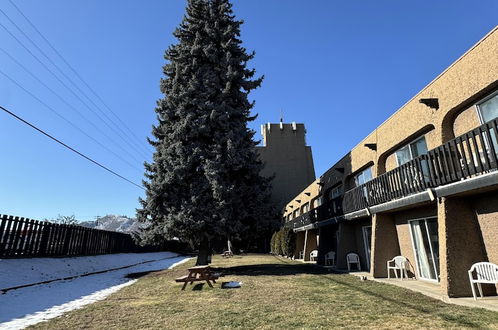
0,214,141,258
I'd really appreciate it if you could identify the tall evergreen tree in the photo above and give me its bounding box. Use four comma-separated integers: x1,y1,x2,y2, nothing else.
137,0,277,264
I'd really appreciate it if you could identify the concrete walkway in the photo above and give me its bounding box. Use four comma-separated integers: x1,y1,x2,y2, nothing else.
348,271,498,312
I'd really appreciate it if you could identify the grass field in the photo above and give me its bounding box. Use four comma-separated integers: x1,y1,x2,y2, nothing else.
31,254,498,329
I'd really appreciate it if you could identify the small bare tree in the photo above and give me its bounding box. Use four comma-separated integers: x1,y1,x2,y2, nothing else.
48,214,78,225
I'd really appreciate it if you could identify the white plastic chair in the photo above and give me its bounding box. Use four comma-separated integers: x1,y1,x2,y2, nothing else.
325,251,336,266
468,262,498,300
346,253,361,271
310,249,318,261
298,250,304,259
387,256,409,280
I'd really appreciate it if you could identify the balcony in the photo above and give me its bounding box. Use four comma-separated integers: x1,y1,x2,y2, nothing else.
285,118,498,230
286,196,343,229
343,118,498,213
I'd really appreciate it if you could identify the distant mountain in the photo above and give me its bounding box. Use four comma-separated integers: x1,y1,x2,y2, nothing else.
79,215,142,233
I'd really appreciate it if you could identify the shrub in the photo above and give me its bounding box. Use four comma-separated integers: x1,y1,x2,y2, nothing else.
280,227,296,257
270,231,277,254
275,230,283,255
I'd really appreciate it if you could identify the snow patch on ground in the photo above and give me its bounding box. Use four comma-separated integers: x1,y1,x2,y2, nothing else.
0,280,138,330
0,251,178,289
0,254,191,329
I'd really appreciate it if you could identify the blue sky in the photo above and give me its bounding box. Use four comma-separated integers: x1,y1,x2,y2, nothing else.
0,0,496,221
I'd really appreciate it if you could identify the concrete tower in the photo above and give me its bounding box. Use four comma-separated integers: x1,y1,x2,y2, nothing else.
256,122,315,212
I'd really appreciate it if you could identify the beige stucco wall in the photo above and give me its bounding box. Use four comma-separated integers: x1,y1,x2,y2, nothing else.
353,26,497,177
453,106,481,137
370,213,400,277
472,192,498,265
385,153,398,173
283,26,498,222
438,196,491,297
283,178,321,219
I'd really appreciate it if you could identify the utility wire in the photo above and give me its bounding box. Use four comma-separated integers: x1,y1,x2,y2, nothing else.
3,3,152,154
0,10,150,159
0,46,144,168
8,0,153,153
0,104,144,190
0,20,146,163
0,69,143,173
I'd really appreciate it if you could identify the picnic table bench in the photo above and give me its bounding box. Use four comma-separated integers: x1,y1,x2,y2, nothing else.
221,250,233,258
175,265,219,290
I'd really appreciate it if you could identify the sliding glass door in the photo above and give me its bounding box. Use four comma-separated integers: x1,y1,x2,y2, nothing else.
362,226,372,271
409,218,439,282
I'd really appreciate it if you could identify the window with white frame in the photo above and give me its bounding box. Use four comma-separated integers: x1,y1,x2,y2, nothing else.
395,136,428,166
477,92,498,123
354,166,373,187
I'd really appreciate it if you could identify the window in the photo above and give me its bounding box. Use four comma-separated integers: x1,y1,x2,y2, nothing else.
354,167,373,202
477,92,498,157
312,196,323,208
354,166,373,187
395,136,428,166
477,92,498,123
328,185,343,199
301,203,310,213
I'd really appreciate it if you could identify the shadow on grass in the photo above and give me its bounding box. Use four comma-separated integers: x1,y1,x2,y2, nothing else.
214,262,329,277
125,269,165,279
192,283,204,291
212,257,483,328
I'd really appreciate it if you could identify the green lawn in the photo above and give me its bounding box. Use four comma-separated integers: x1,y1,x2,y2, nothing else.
31,254,498,329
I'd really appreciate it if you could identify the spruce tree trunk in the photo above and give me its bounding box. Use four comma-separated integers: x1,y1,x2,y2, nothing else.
196,237,210,266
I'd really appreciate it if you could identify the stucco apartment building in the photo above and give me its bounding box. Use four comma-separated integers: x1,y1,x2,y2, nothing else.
282,26,498,298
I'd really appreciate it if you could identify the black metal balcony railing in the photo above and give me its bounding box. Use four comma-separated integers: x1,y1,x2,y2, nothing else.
286,118,498,229
286,197,343,229
343,118,498,213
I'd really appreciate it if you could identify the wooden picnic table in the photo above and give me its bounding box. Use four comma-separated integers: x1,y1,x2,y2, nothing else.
221,250,233,258
175,265,219,290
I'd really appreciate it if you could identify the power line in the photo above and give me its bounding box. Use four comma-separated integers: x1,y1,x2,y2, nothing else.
0,20,146,162
0,69,143,173
0,9,151,160
0,104,145,190
0,46,145,167
5,2,153,154
8,0,153,153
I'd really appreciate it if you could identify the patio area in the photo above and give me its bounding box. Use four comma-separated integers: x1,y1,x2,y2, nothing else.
349,271,498,312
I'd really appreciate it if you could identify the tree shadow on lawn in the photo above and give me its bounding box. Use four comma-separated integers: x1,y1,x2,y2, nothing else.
213,262,330,277
212,261,484,328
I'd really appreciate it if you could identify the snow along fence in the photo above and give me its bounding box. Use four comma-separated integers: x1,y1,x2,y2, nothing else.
0,214,151,258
